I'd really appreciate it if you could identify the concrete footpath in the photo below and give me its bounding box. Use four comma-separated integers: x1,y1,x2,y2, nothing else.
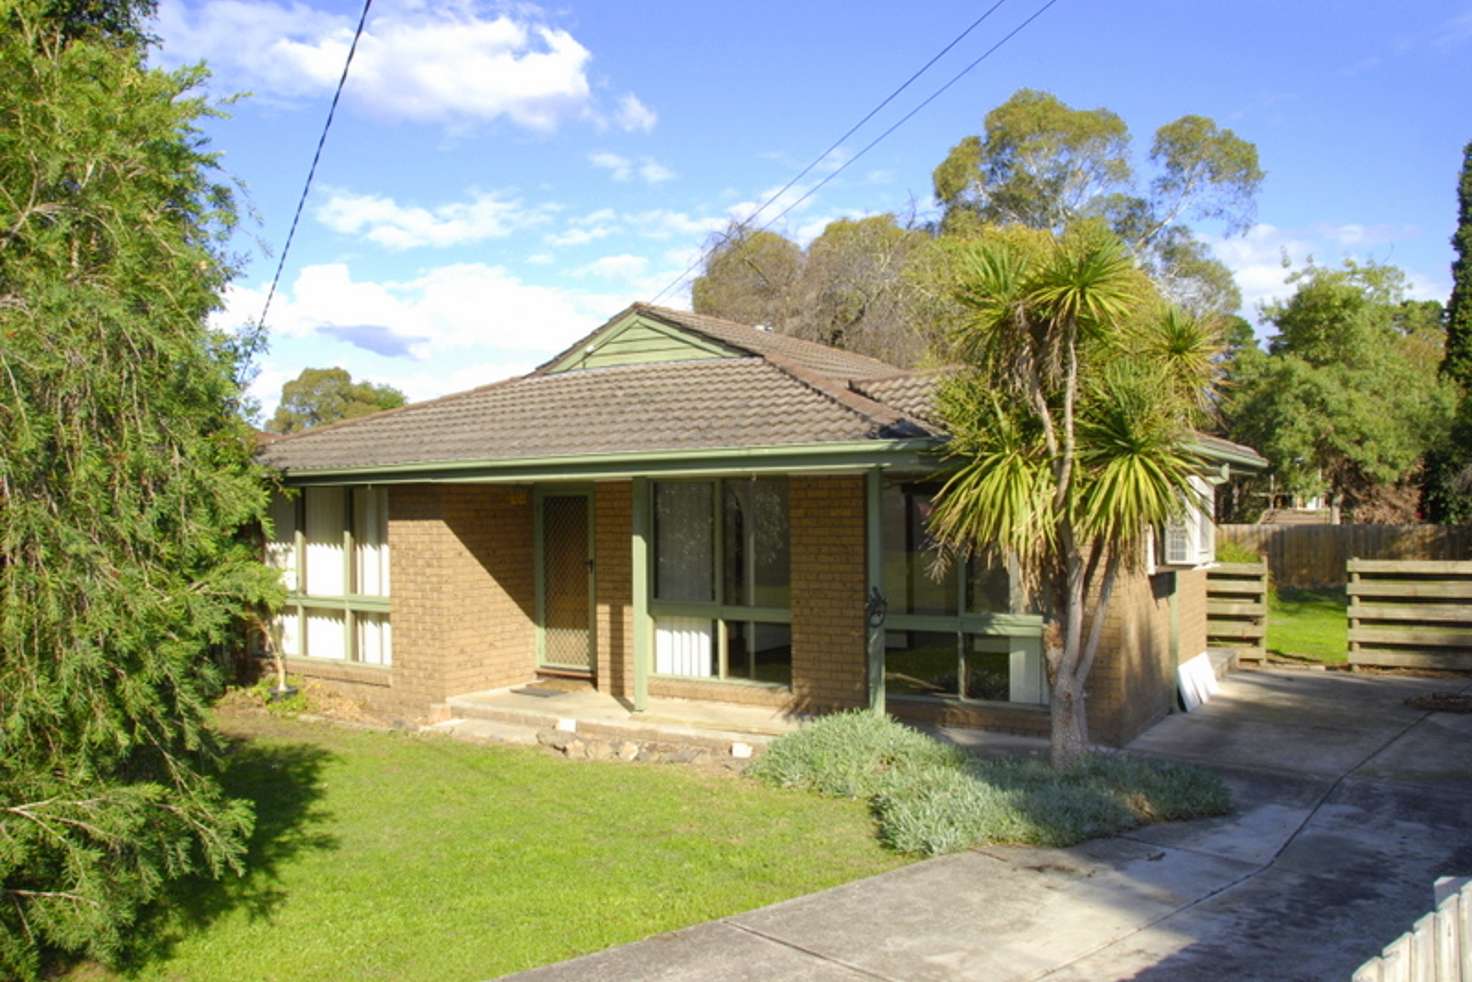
508,670,1472,981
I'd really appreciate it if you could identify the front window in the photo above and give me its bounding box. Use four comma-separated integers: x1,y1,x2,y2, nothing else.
266,486,392,665
652,478,792,686
880,480,1044,706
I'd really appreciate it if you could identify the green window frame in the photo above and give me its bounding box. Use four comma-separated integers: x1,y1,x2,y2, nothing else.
880,479,1046,706
649,477,793,687
271,486,393,666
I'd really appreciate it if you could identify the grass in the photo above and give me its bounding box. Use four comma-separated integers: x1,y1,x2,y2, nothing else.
98,707,905,981
1267,586,1348,664
750,711,1231,856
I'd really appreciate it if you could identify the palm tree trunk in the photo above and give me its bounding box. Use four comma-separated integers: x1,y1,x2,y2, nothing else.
1049,548,1090,768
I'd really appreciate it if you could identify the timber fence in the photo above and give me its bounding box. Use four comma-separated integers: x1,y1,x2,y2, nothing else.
1205,562,1268,661
1217,524,1472,590
1352,879,1471,981
1348,560,1472,671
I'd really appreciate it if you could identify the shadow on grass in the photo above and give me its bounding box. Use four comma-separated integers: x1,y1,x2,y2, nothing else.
118,731,339,971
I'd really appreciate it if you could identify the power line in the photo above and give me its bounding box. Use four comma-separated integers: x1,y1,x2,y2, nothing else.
648,0,1061,306
256,0,374,331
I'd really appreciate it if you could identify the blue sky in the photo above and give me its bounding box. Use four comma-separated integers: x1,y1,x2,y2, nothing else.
150,0,1472,418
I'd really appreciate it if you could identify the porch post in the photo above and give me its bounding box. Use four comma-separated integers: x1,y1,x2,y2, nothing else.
865,467,885,714
631,476,651,713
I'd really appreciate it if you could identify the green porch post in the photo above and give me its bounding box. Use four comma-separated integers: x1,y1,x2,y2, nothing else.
631,477,652,713
865,467,885,714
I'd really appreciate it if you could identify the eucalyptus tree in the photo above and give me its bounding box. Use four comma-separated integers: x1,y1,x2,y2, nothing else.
933,89,1262,318
927,223,1215,766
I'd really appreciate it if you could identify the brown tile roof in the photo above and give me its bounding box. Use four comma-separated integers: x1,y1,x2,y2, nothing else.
853,369,1268,468
261,356,938,473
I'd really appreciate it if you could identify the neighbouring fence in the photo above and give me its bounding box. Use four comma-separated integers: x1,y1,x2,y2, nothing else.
1218,524,1472,590
1348,560,1472,671
1205,562,1268,661
1352,879,1472,981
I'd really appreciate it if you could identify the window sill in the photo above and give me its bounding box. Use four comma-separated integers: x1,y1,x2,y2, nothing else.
889,692,1048,713
651,673,791,691
278,656,393,686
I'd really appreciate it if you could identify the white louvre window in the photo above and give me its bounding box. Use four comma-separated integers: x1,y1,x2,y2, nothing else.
1164,515,1193,565
1193,477,1217,565
272,485,392,665
266,492,298,591
354,486,390,597
654,616,714,677
304,487,346,596
355,611,393,667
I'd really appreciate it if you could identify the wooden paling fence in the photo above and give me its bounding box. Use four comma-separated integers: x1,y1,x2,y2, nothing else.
1206,562,1268,660
1218,524,1472,590
1352,879,1472,981
1348,560,1472,670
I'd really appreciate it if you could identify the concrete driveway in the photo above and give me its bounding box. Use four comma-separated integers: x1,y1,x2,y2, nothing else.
509,670,1472,981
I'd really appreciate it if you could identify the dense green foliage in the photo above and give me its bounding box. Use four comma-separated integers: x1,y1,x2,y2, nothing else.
1222,261,1456,518
926,224,1214,764
0,4,276,974
1424,141,1472,523
1443,140,1472,388
691,89,1261,364
111,708,902,980
751,712,1230,856
267,366,407,434
747,708,965,797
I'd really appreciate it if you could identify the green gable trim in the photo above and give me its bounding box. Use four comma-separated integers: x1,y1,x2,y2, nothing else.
548,312,741,372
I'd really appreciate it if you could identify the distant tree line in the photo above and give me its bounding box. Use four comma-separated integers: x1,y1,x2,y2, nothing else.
691,89,1470,525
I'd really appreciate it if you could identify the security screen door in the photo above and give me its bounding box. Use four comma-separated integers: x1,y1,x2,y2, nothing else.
539,493,593,672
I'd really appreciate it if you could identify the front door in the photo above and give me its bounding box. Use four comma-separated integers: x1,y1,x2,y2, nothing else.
538,491,594,673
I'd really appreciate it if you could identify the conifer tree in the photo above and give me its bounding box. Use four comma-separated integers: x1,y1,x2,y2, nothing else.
0,3,277,973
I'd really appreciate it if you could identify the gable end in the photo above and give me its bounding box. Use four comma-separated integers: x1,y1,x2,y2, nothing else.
547,313,742,372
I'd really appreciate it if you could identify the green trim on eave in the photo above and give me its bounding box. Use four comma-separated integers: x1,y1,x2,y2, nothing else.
547,312,741,373
1189,440,1267,471
277,439,945,485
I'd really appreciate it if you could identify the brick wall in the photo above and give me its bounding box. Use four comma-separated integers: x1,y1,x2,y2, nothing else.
594,481,634,699
1177,567,1208,661
788,475,868,711
1085,567,1177,746
284,483,536,720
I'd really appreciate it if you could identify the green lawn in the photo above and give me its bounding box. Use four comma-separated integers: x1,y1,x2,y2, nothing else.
107,709,905,981
1267,586,1349,664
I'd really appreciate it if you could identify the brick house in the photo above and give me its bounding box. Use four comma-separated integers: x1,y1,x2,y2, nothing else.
259,304,1265,745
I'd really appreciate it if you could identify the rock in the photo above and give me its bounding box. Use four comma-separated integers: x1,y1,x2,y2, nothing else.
730,741,754,759
690,750,712,767
539,729,578,752
617,741,640,762
564,738,586,758
586,740,613,761
666,747,699,764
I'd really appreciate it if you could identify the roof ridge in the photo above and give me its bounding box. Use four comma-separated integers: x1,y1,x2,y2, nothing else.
756,351,928,437
636,303,900,374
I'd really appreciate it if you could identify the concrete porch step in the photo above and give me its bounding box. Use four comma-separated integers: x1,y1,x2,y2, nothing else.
1206,648,1239,680
443,689,788,754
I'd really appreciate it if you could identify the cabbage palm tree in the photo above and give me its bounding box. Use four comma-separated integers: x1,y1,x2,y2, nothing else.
929,223,1216,767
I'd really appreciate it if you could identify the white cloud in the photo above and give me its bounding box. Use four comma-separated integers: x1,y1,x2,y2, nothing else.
615,93,657,133
638,159,675,184
154,1,648,131
589,152,675,185
314,187,555,249
1202,222,1449,322
545,225,615,247
577,254,648,279
219,261,626,359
